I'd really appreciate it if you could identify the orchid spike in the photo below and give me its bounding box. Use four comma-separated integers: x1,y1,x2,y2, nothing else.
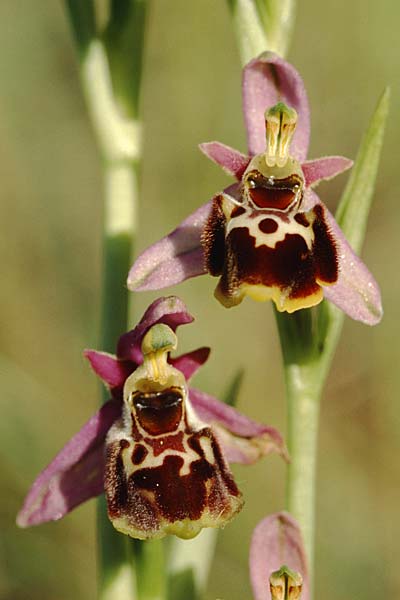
17,296,287,534
127,52,381,325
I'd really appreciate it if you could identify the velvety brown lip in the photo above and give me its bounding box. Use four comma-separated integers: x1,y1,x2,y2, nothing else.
217,202,338,304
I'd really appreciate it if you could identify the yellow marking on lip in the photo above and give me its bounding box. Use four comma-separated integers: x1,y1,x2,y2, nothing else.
240,283,324,313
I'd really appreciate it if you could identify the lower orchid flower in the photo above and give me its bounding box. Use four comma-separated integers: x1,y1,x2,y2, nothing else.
17,296,287,539
127,52,382,325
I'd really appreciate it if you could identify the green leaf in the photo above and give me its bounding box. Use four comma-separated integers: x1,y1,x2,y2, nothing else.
335,87,390,253
316,87,390,383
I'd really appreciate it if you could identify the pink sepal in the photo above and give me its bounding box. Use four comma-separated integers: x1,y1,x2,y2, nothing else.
243,52,310,161
117,296,194,363
127,203,211,292
16,400,121,527
308,191,383,324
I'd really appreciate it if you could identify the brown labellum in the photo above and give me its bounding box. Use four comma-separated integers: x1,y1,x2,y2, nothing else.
202,166,338,313
104,324,243,540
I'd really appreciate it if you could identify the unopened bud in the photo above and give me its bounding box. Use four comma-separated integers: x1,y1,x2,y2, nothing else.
269,565,303,600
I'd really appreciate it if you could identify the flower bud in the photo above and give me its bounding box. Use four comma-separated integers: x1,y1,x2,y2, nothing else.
269,565,303,600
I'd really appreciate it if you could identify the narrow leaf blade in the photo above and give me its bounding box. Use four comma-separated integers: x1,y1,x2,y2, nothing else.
335,87,390,253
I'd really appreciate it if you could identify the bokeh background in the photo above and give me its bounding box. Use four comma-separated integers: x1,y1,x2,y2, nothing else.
1,1,399,598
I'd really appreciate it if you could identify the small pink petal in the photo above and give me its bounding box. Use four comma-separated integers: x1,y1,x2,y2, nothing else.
243,52,310,161
16,400,121,527
302,156,353,187
117,296,194,363
307,191,382,325
170,347,211,380
250,512,309,600
199,142,250,180
84,350,133,388
127,202,211,292
189,388,288,464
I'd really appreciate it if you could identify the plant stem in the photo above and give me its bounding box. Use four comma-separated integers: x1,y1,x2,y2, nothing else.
131,539,166,600
275,310,321,592
101,160,139,353
284,363,321,582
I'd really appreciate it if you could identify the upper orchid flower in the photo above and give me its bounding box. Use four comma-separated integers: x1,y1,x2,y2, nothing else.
17,296,287,539
127,53,382,324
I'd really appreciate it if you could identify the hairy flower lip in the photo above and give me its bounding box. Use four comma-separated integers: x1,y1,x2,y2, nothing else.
17,296,286,529
127,52,382,325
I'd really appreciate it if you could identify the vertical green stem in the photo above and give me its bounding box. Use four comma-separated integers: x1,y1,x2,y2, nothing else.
276,305,345,598
131,539,166,600
284,364,321,581
101,161,138,352
275,310,321,593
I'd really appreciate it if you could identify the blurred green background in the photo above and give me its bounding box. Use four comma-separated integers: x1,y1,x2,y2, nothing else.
1,1,399,598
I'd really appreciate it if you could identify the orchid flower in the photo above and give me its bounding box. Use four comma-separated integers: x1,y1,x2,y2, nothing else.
127,53,382,324
17,296,286,539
